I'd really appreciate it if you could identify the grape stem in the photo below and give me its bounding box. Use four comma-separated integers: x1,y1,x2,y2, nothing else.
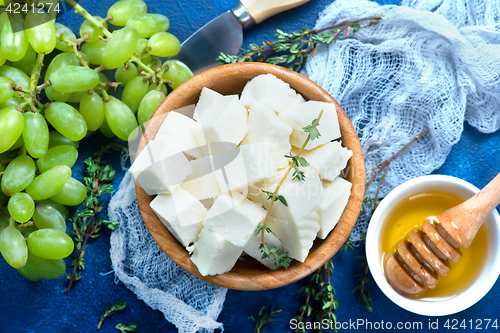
9,216,15,228
29,53,45,92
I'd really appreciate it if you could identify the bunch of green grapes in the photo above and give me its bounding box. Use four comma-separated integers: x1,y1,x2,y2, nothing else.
0,0,193,281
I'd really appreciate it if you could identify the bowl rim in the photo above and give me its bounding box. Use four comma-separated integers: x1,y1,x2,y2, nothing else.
366,174,500,316
135,62,366,290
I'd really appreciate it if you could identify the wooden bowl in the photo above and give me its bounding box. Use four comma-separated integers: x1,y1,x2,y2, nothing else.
135,63,365,290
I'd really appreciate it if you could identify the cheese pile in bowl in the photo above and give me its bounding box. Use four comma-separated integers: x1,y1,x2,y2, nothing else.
130,74,353,276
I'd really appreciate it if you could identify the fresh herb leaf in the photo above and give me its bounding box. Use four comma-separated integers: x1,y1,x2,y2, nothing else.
97,300,128,329
116,323,138,332
251,302,283,333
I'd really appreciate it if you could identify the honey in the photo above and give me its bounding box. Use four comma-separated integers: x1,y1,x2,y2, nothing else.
381,190,489,299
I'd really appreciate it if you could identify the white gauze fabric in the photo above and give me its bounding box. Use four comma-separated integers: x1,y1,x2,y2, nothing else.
302,0,500,245
108,0,500,328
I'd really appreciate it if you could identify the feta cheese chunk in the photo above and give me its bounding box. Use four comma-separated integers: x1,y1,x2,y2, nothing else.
190,227,243,276
150,187,207,227
180,156,222,200
244,231,283,270
203,192,267,247
155,111,203,159
261,167,323,224
213,143,277,193
193,87,223,121
129,137,193,195
279,101,341,150
240,74,305,113
267,211,321,262
244,101,293,169
150,192,203,248
296,141,353,181
317,177,352,239
197,94,248,146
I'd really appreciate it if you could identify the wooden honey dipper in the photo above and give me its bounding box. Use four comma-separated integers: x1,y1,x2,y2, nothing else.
385,172,500,296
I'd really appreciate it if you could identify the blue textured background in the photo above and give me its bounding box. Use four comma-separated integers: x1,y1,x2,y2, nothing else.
1,0,500,332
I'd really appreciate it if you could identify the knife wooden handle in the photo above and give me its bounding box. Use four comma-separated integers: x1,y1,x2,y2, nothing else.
240,0,310,24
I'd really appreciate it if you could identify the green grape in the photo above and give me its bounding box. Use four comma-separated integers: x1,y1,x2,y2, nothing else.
24,165,71,201
32,203,66,232
138,90,166,127
147,32,180,57
122,75,149,113
49,66,99,93
0,76,15,104
162,60,193,89
11,44,36,75
17,252,66,280
20,226,38,239
36,145,78,173
27,228,74,260
0,65,30,90
108,0,148,26
6,135,23,152
80,39,106,65
0,12,8,34
135,38,150,59
126,14,170,38
104,96,138,140
35,199,69,221
0,48,6,67
22,112,49,158
0,96,22,109
45,52,81,79
50,177,87,206
45,86,71,102
48,131,79,149
24,9,56,55
1,155,36,195
54,23,76,52
80,93,104,131
148,82,168,95
102,27,139,70
115,63,138,86
66,90,86,103
1,16,29,62
44,102,88,141
99,115,116,138
0,226,28,268
8,192,35,223
79,16,108,43
0,106,24,154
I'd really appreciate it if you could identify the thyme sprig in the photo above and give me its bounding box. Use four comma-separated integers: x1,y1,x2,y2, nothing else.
365,128,429,210
251,302,283,333
256,110,323,268
293,262,339,333
218,16,382,71
98,300,128,329
64,141,124,292
116,323,138,332
352,256,374,312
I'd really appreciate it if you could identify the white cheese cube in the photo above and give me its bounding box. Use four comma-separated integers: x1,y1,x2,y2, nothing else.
279,101,341,150
213,143,277,193
244,101,293,169
190,227,243,276
295,141,352,181
267,211,320,262
240,74,305,114
150,192,203,248
261,167,323,224
317,177,352,239
243,231,283,270
150,187,207,227
193,87,223,121
203,192,266,247
155,111,203,159
180,156,222,200
129,137,193,195
198,94,248,146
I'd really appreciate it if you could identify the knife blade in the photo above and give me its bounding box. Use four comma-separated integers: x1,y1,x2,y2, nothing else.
172,0,310,74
